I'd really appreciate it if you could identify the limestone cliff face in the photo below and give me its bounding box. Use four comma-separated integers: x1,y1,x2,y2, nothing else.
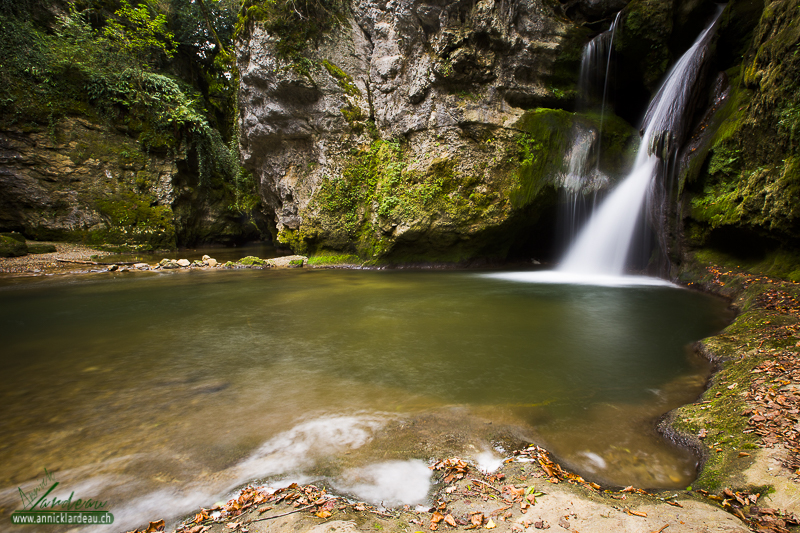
237,0,634,262
0,118,260,249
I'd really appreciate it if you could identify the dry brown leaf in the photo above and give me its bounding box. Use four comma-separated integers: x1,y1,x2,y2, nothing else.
144,520,165,532
316,510,332,519
445,514,457,527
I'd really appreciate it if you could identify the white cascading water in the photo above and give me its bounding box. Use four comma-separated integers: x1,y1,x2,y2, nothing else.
557,16,618,243
559,11,722,276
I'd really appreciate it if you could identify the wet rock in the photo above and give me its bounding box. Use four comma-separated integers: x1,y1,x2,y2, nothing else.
133,263,149,270
107,264,118,271
267,255,307,268
206,258,218,267
202,254,211,261
159,258,179,269
176,258,191,267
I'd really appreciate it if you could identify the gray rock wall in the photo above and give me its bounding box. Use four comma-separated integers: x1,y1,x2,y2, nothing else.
237,0,605,261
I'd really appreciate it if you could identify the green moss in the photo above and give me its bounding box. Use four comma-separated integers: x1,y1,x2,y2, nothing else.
688,0,800,243
307,252,362,266
511,108,574,206
95,191,176,250
238,255,266,266
692,247,800,283
0,232,25,243
236,0,345,74
0,235,28,257
26,242,57,254
285,136,522,262
673,254,800,493
322,60,360,97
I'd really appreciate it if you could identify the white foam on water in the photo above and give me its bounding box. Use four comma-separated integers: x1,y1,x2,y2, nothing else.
13,414,392,533
334,460,432,508
579,451,608,471
233,414,388,480
473,451,505,473
481,270,677,288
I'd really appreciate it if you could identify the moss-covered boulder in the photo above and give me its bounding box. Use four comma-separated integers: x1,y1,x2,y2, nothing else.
26,242,57,254
0,235,27,257
684,0,800,256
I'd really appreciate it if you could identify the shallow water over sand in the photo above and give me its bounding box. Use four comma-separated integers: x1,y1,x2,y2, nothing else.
0,269,730,531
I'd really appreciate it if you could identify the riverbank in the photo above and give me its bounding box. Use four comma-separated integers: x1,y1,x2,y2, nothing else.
109,254,800,533
0,242,112,274
0,242,309,275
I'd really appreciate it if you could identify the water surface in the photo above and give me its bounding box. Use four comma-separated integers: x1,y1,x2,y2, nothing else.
0,269,729,531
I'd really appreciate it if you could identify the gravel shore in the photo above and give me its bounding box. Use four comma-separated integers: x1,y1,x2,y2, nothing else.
0,242,111,275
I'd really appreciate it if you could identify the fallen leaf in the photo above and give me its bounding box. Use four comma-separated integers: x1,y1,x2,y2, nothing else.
445,514,457,527
485,518,497,529
316,510,332,519
145,520,165,532
470,513,485,527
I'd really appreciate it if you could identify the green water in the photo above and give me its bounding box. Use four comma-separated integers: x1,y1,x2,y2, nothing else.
0,269,730,530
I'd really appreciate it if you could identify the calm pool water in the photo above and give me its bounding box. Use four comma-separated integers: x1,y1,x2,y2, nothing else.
0,269,730,531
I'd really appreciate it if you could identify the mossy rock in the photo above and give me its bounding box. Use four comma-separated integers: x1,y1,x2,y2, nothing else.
0,232,25,243
0,235,28,257
26,243,57,254
238,255,266,266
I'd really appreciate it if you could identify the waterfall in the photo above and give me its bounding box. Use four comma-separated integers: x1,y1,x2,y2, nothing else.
559,9,722,276
557,14,619,244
